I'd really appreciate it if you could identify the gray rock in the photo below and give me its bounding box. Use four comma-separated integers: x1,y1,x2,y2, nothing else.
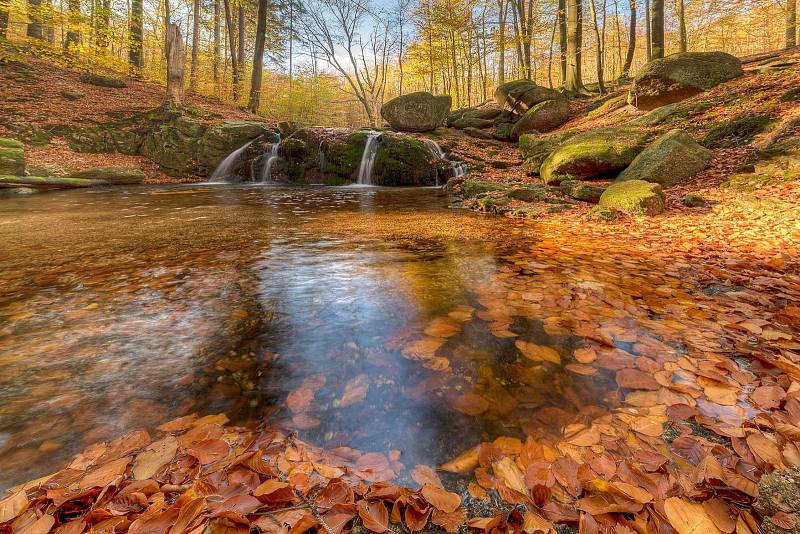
464,127,495,140
616,129,712,186
518,130,577,175
495,80,565,115
599,180,665,215
511,99,571,140
71,166,146,184
380,92,452,132
560,180,605,203
628,51,743,110
452,117,495,129
493,123,515,141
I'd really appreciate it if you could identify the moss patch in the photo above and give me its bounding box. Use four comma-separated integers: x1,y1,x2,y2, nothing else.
702,114,773,148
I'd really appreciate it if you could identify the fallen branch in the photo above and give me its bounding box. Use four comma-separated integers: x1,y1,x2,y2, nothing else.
0,175,107,188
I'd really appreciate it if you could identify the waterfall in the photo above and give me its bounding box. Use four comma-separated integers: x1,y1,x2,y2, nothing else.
261,134,281,182
424,138,468,186
356,132,381,185
209,140,254,181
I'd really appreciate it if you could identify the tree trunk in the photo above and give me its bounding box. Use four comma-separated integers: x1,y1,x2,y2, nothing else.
565,0,583,92
129,0,144,73
98,0,110,49
248,0,267,112
164,0,170,29
588,0,604,93
237,5,244,74
498,0,507,83
27,0,44,39
165,22,185,106
223,0,239,100
788,0,797,48
190,0,200,91
0,8,8,39
620,0,635,78
558,0,567,84
677,0,687,52
213,0,220,91
65,0,82,50
650,0,664,59
644,0,651,61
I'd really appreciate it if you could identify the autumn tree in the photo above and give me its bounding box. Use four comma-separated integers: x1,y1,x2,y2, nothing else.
564,0,583,92
788,0,797,47
129,0,144,73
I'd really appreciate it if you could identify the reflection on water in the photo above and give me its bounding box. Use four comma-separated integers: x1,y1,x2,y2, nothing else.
0,185,616,490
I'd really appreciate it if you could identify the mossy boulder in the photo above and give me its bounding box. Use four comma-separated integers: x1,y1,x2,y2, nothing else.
560,180,605,203
79,73,127,88
452,117,494,129
459,179,508,198
492,123,514,141
539,127,652,184
587,95,628,119
616,129,712,186
464,107,503,120
0,137,25,175
61,91,85,101
599,180,665,215
586,205,620,221
628,51,743,110
756,468,800,534
628,103,681,126
511,99,571,140
380,92,451,132
518,130,577,175
372,134,436,186
464,127,494,140
702,114,772,148
71,166,146,184
495,80,565,115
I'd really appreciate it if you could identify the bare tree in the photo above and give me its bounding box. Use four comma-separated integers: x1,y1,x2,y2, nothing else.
300,0,391,125
565,0,584,92
588,0,605,93
190,0,201,91
498,0,509,83
644,0,651,60
223,0,240,100
677,0,687,51
214,0,221,92
620,0,636,78
558,0,567,83
651,0,663,59
248,0,268,111
165,23,185,106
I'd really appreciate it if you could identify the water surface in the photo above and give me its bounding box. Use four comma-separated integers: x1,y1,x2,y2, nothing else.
0,185,620,489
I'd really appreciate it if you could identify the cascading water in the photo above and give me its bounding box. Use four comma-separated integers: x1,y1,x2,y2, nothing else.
261,134,281,182
424,139,468,186
209,140,254,182
356,132,381,185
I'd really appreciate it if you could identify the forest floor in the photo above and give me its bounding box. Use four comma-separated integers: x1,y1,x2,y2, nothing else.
2,43,800,534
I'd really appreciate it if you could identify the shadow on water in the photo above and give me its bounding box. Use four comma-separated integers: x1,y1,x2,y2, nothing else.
0,185,619,489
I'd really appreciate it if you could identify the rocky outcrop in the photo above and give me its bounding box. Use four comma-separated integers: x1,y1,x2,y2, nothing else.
510,99,571,140
519,130,577,175
380,92,451,132
560,180,605,203
616,129,712,186
0,138,25,175
539,127,652,184
66,107,270,177
495,80,565,116
464,127,494,140
599,180,665,215
628,51,743,110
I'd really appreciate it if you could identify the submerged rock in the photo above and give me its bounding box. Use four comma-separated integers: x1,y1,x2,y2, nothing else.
616,129,712,186
628,51,743,110
510,99,571,140
539,128,652,184
599,180,665,215
381,92,451,132
0,137,25,176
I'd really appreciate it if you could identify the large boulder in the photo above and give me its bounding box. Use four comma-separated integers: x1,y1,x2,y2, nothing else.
599,180,665,215
539,127,652,184
628,51,743,110
495,80,565,115
464,127,494,140
518,130,577,175
560,180,605,203
510,99,571,140
380,92,451,132
451,117,494,129
616,129,712,186
0,138,25,175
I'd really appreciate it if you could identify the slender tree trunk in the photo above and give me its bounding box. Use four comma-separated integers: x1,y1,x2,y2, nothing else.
547,15,557,87
213,0,220,91
588,0,604,93
190,0,200,91
565,0,583,92
248,0,267,112
620,0,636,77
677,0,687,52
498,0,507,83
0,9,8,39
97,0,110,48
165,23,185,106
164,0,170,29
449,30,459,105
65,0,82,49
223,0,239,100
787,0,797,48
650,0,664,58
558,0,567,83
288,0,294,117
27,0,44,39
237,5,244,75
644,0,651,61
129,0,144,73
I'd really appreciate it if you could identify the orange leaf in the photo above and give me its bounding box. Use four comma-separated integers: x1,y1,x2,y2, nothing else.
357,500,389,533
420,484,460,513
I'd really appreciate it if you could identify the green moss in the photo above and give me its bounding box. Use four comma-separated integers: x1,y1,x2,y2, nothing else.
780,87,800,102
586,205,620,221
702,114,773,148
598,179,665,215
460,179,509,198
0,139,25,175
324,131,368,182
372,135,434,186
